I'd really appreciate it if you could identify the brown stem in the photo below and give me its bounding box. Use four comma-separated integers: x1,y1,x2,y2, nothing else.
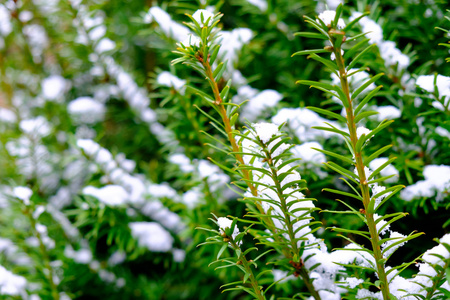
200,56,319,298
334,48,391,299
201,58,295,257
202,59,259,197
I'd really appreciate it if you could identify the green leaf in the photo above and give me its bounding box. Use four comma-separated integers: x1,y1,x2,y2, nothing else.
344,38,370,60
308,53,339,74
253,249,274,262
230,113,239,127
322,188,363,201
184,61,208,77
242,247,258,256
367,174,397,185
183,20,200,36
436,25,450,32
229,151,265,159
303,15,330,37
347,43,377,70
315,16,329,31
366,120,394,140
187,86,214,102
335,199,367,223
213,62,225,78
354,85,383,115
321,209,361,215
376,212,408,236
311,125,350,138
347,67,370,77
364,144,393,165
213,60,228,82
324,161,359,183
343,12,370,31
382,232,424,259
277,158,302,170
438,43,450,49
198,241,223,247
417,110,441,117
171,57,188,65
199,130,230,149
201,26,208,47
385,257,422,280
243,272,250,284
292,49,329,56
304,84,339,99
355,133,368,153
336,235,374,255
352,73,384,99
217,243,228,259
209,44,221,65
237,166,273,177
196,226,220,234
311,147,353,164
330,227,371,241
340,177,363,197
368,157,397,180
296,80,335,91
307,106,347,123
209,119,228,137
220,280,245,289
333,262,374,272
220,85,230,101
333,4,343,28
333,85,350,107
293,32,328,39
205,143,229,154
208,157,238,175
345,31,370,43
354,111,379,124
370,185,404,213
221,101,240,107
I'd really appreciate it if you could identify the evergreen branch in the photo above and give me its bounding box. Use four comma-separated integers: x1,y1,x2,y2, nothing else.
332,31,392,299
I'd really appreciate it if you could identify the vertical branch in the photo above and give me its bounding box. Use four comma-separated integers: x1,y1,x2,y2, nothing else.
260,144,321,300
333,48,391,299
230,240,265,300
201,57,287,252
202,58,259,197
25,207,60,300
177,16,321,297
201,57,320,299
